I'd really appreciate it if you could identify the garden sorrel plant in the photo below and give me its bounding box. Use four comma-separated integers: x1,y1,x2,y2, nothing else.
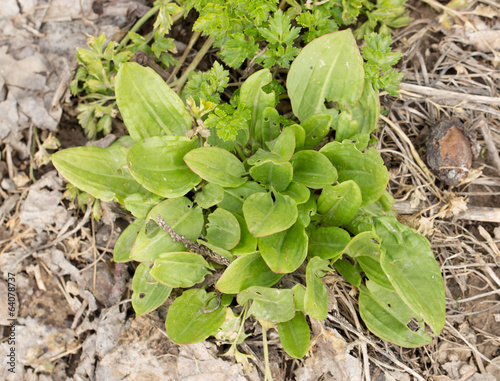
52,30,445,361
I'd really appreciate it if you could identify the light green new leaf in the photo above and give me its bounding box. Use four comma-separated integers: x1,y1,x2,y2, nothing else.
116,62,191,140
320,142,389,206
287,30,365,121
308,226,351,261
150,252,212,288
332,258,361,287
132,262,172,317
376,217,446,335
343,231,381,258
259,221,308,273
249,161,293,192
292,284,306,312
304,257,331,320
195,183,224,209
237,286,295,323
216,252,283,294
278,312,310,359
218,181,266,215
288,124,305,151
247,126,296,165
131,198,203,262
301,113,334,150
359,281,432,347
206,208,241,250
113,218,144,263
184,147,247,188
243,192,298,237
127,136,201,198
290,150,337,189
317,180,362,226
239,69,277,147
52,145,143,204
281,182,310,204
166,289,226,344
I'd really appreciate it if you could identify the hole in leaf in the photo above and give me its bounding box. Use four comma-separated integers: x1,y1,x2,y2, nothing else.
186,204,191,209
240,195,245,200
325,100,339,109
139,292,146,299
312,136,317,140
309,66,313,70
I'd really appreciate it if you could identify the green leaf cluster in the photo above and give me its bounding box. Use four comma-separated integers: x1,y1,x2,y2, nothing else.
55,29,445,360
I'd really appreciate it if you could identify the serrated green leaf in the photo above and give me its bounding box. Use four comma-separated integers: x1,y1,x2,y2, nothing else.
243,192,298,237
359,281,432,347
237,286,295,323
132,262,172,317
308,226,351,261
127,136,201,198
376,217,445,335
115,62,191,140
320,142,389,206
290,150,337,189
259,221,308,273
184,147,247,188
113,218,144,263
278,312,310,359
287,30,364,121
304,257,330,320
317,181,362,226
216,252,283,294
52,145,144,204
166,289,226,344
150,252,212,288
206,208,241,250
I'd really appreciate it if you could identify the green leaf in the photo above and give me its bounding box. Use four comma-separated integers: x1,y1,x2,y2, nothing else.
247,126,296,165
218,181,266,215
281,182,310,204
131,198,203,262
317,181,362,226
184,147,247,188
115,62,191,140
301,113,334,150
287,30,365,121
288,124,305,151
357,254,393,290
239,69,277,147
150,252,212,288
166,289,226,344
304,257,331,320
132,262,172,317
216,252,283,294
290,150,337,189
195,183,224,209
332,259,361,287
127,136,201,198
278,312,310,359
206,208,241,250
113,218,144,263
297,191,317,226
243,192,298,237
359,281,432,347
52,145,143,204
376,217,446,335
349,79,380,135
320,142,389,206
344,231,381,258
249,161,293,192
231,214,258,255
237,286,295,323
259,221,308,273
308,226,351,261
123,192,162,219
292,284,306,311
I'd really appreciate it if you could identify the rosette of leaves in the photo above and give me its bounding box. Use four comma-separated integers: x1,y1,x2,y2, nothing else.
53,30,445,359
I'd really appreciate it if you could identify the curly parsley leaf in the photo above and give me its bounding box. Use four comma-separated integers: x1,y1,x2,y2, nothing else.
182,61,230,103
205,104,251,142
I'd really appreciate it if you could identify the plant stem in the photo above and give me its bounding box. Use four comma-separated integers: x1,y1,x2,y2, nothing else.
175,36,216,94
168,31,202,84
262,327,273,381
117,4,161,51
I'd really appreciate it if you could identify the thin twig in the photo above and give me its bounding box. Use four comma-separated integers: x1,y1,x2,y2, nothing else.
400,83,500,106
167,31,201,84
155,215,231,266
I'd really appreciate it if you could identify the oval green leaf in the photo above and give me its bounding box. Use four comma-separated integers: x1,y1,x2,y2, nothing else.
317,180,362,226
301,113,334,150
206,208,241,250
218,181,266,216
116,62,191,140
237,286,295,323
304,257,331,320
243,192,298,237
166,289,226,344
195,183,224,209
132,262,172,317
249,161,293,192
113,218,144,263
308,226,351,261
184,147,247,188
150,252,211,288
278,312,311,359
290,150,337,189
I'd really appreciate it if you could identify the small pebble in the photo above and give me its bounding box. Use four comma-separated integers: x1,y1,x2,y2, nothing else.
1,178,16,191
